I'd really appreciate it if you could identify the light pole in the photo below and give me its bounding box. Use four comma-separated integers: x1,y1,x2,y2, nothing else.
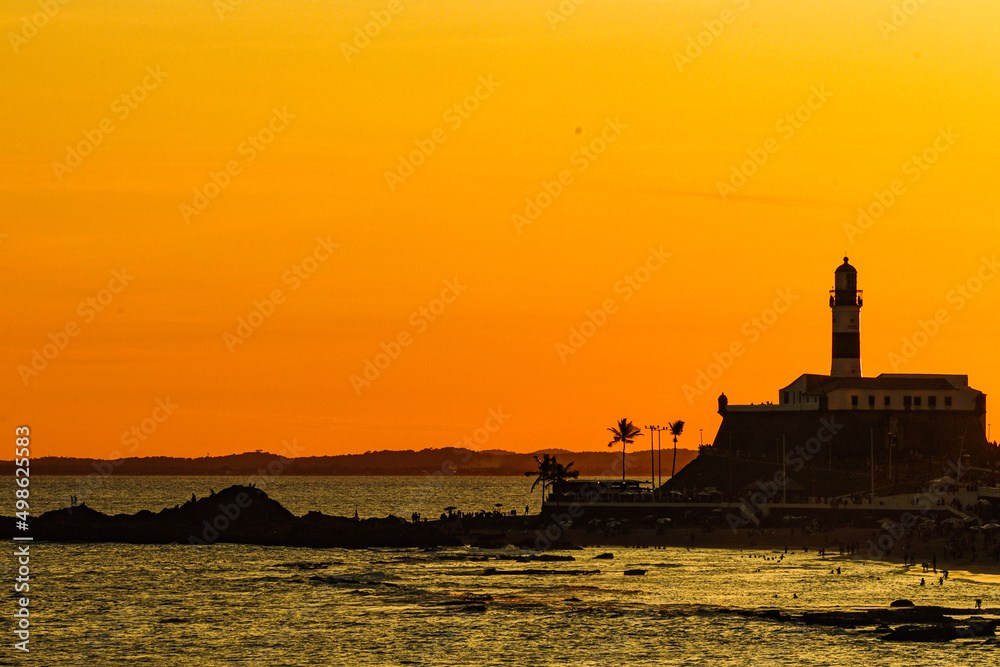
658,427,664,488
729,432,733,498
869,427,874,501
645,425,656,492
781,434,786,504
888,432,895,482
957,426,968,481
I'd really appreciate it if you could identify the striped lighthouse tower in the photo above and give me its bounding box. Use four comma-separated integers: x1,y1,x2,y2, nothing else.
830,256,862,377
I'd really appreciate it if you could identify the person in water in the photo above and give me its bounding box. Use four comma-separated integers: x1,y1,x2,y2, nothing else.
920,578,925,586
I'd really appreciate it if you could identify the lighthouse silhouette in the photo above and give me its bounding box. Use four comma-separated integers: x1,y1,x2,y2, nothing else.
830,256,862,377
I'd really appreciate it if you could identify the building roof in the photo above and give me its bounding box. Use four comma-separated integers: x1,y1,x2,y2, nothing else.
835,256,856,274
811,376,957,394
783,373,964,396
783,374,835,393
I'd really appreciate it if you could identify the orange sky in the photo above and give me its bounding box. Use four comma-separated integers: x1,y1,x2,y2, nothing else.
3,0,999,459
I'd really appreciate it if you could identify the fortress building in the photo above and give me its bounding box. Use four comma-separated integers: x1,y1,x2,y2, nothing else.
671,257,997,497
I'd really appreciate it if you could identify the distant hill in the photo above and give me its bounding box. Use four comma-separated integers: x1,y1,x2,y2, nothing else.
1,448,699,478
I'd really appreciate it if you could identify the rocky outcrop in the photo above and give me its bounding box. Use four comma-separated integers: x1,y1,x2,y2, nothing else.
731,604,997,642
0,485,461,548
883,621,997,642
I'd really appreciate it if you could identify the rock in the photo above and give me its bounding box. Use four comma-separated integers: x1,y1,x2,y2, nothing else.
882,624,959,642
890,599,915,607
624,569,646,576
881,619,995,642
593,552,614,560
3,485,462,549
481,568,600,576
758,609,788,621
515,554,576,562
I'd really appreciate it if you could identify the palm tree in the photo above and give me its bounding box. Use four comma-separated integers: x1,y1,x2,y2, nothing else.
525,453,554,505
551,457,579,489
669,420,685,479
608,418,643,483
525,454,579,504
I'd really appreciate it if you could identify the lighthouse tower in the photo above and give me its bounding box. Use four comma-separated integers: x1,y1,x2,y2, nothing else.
830,257,862,377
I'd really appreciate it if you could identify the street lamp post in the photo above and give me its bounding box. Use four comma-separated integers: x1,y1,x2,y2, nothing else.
888,433,894,482
729,432,733,498
645,425,656,492
658,427,664,488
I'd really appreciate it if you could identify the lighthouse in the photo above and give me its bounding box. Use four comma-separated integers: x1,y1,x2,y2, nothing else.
830,257,862,377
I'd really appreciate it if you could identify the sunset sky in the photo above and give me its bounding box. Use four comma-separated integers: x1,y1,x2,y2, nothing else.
3,0,999,459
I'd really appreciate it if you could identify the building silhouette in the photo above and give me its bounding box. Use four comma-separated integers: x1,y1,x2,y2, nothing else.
673,257,997,497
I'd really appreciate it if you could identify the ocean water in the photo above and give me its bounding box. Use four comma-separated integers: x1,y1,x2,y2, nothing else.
12,475,555,519
3,477,999,665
